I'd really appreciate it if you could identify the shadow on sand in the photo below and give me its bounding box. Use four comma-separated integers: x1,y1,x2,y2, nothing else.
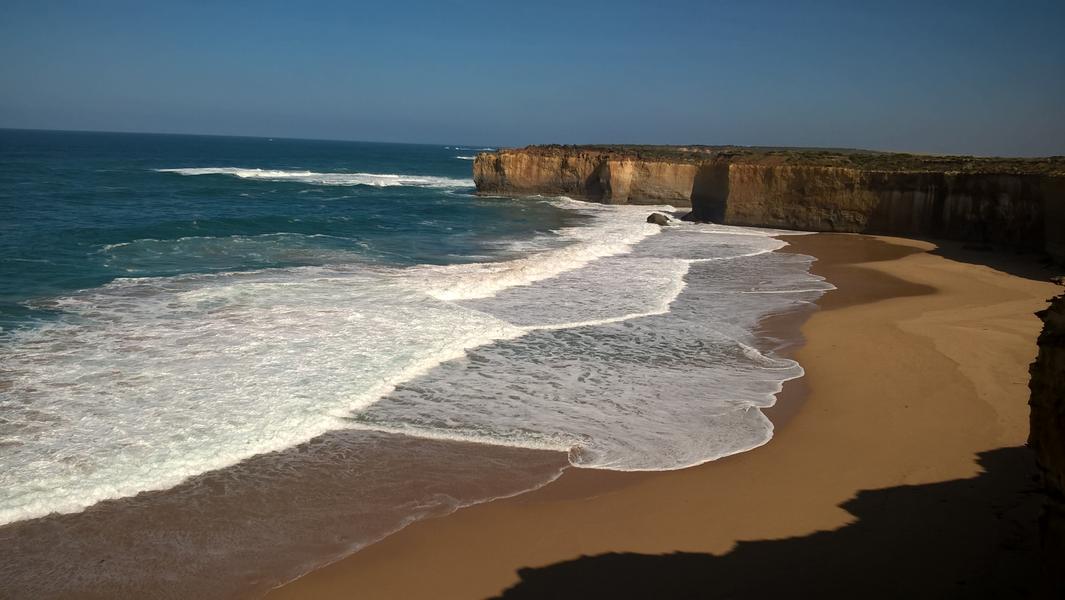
495,447,1052,599
927,239,1061,283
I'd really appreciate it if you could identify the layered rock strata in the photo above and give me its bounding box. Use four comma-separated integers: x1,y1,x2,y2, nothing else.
474,146,1065,261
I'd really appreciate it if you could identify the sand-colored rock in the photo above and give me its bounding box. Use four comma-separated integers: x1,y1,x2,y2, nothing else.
474,146,1065,261
720,165,1048,248
474,149,702,205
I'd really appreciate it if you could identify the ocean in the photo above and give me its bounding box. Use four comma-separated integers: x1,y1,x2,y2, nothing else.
0,129,831,597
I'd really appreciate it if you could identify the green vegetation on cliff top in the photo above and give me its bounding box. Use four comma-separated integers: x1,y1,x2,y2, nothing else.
497,145,1065,176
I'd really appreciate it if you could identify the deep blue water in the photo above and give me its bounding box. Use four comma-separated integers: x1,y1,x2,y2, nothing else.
0,129,574,329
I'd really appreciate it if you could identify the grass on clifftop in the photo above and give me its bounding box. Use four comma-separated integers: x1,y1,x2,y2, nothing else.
504,144,1065,175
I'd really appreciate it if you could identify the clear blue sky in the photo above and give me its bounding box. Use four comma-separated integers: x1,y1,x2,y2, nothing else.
2,0,1063,156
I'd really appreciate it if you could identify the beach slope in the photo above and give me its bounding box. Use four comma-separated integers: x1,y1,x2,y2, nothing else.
267,234,1058,599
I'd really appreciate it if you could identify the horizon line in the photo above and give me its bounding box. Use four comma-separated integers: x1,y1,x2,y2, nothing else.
2,126,1061,160
0,126,500,151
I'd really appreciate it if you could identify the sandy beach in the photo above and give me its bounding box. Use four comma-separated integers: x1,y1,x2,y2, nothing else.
267,233,1060,599
4,5,1062,598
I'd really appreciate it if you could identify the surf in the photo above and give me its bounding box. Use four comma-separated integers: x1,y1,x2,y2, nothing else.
0,197,831,525
156,167,474,188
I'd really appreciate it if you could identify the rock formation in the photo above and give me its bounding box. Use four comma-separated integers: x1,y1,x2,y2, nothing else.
474,146,1065,262
479,145,1065,593
1029,292,1065,597
646,213,673,226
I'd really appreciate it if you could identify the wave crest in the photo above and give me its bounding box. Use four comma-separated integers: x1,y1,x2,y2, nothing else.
156,167,473,188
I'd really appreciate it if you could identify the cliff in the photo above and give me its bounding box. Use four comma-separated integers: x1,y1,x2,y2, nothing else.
1029,293,1065,597
474,146,1065,261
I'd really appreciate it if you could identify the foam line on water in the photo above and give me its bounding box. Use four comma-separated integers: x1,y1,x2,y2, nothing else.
412,198,667,301
346,330,809,473
0,267,527,526
520,260,689,331
0,198,662,525
99,232,360,252
0,196,830,524
740,287,838,294
156,167,473,188
95,233,375,274
689,248,776,262
347,230,825,472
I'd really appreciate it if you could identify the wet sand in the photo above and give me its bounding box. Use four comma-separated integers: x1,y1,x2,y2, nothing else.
0,431,569,599
267,233,1059,599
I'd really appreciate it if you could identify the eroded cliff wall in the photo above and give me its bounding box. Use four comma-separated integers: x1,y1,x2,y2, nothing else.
474,147,1065,260
473,149,701,205
720,165,1049,250
1029,293,1065,597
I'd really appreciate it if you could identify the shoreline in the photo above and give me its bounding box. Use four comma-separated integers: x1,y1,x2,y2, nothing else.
267,232,1058,599
250,230,820,594
751,259,820,430
3,208,810,599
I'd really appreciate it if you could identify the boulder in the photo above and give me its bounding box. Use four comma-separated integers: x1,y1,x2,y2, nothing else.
646,212,673,226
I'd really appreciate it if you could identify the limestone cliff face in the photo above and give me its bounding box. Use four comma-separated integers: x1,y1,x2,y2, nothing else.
473,149,703,205
474,146,1065,261
1029,293,1065,597
720,165,1049,250
1042,177,1065,262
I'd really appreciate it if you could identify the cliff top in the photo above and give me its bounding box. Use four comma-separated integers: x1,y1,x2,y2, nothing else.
490,145,1065,176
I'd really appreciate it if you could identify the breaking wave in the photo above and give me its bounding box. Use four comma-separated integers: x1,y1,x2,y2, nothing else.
156,167,473,188
0,198,832,525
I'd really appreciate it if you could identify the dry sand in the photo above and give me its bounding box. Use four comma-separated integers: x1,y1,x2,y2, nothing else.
266,233,1059,599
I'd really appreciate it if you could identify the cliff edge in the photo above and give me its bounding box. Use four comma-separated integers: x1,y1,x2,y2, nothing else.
1029,292,1065,597
474,145,1065,261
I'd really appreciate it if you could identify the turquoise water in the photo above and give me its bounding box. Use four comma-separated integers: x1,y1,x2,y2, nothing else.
0,129,574,329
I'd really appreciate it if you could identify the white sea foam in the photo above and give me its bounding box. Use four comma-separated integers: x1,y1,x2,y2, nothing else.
0,197,832,525
156,167,473,188
454,156,476,160
97,233,370,273
344,218,833,471
411,199,664,301
0,267,525,525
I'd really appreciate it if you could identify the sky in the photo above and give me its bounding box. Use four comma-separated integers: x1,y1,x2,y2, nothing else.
1,0,1063,156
